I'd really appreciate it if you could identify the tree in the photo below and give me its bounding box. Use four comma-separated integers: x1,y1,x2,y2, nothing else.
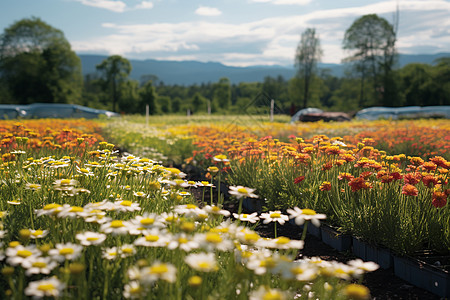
96,55,132,112
0,17,82,104
213,77,231,111
295,28,322,109
139,80,157,115
343,14,397,107
191,92,207,113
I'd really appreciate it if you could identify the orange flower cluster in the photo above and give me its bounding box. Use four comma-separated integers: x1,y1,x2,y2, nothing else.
185,124,449,211
0,120,105,158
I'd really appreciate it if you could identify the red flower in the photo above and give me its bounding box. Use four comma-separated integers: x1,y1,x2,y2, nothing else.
430,156,449,169
404,172,422,185
422,162,437,172
294,176,305,184
338,172,354,181
402,184,419,196
319,181,332,191
391,172,403,180
432,191,447,208
360,171,373,179
321,162,333,171
348,177,371,192
422,175,438,188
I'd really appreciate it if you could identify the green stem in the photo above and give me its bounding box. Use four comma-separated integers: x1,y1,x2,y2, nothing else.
274,222,277,238
301,221,309,241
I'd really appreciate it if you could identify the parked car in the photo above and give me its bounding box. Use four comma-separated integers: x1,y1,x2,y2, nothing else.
291,108,351,122
290,108,323,123
21,103,119,119
0,105,27,119
299,111,351,122
355,106,450,120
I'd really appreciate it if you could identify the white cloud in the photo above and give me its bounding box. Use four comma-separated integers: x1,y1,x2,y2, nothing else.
72,0,450,66
135,1,153,9
195,6,222,16
74,0,127,13
250,0,311,5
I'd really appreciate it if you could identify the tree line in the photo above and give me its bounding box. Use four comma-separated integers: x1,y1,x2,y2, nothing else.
1,16,449,115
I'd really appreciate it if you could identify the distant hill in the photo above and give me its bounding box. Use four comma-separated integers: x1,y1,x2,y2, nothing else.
78,52,449,85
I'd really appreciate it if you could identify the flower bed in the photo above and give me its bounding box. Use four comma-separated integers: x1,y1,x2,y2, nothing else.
0,119,378,299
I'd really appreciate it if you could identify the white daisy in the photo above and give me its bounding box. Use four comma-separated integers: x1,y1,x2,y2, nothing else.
57,204,85,219
140,261,177,284
194,231,234,252
100,219,133,235
203,205,231,217
286,207,326,227
48,243,83,262
123,281,145,299
167,233,199,252
185,252,218,272
257,236,304,250
233,212,259,223
21,256,58,276
25,277,65,298
259,211,289,225
228,186,258,199
249,286,287,300
76,231,107,246
113,200,141,213
102,247,120,260
119,244,136,258
6,245,41,266
133,228,171,248
29,229,49,239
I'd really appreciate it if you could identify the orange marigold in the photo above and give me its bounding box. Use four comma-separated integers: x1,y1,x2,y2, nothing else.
422,162,437,172
422,175,439,188
432,191,447,208
338,172,354,181
319,181,332,191
348,177,371,192
402,184,418,196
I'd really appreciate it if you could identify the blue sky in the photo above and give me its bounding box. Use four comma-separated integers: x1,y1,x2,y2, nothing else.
1,0,449,66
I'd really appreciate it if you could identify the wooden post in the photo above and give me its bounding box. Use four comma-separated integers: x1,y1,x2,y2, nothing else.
270,99,274,122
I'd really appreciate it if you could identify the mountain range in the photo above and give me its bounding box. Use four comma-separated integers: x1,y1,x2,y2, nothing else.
79,52,449,86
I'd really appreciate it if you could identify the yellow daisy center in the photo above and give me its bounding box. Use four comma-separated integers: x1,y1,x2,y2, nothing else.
263,291,283,300
32,262,47,268
59,248,74,255
17,250,32,258
110,220,124,228
37,284,55,292
276,237,290,244
32,230,44,236
302,209,316,215
237,188,248,194
145,235,159,242
205,233,222,244
140,218,154,225
150,264,169,275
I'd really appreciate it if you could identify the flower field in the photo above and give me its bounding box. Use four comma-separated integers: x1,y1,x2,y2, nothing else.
1,116,449,299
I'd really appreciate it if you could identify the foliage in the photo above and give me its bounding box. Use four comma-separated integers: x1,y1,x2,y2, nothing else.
96,55,132,113
343,14,398,107
0,17,82,104
295,28,323,109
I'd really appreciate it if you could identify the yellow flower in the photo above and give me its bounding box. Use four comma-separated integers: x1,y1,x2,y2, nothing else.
343,284,370,300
